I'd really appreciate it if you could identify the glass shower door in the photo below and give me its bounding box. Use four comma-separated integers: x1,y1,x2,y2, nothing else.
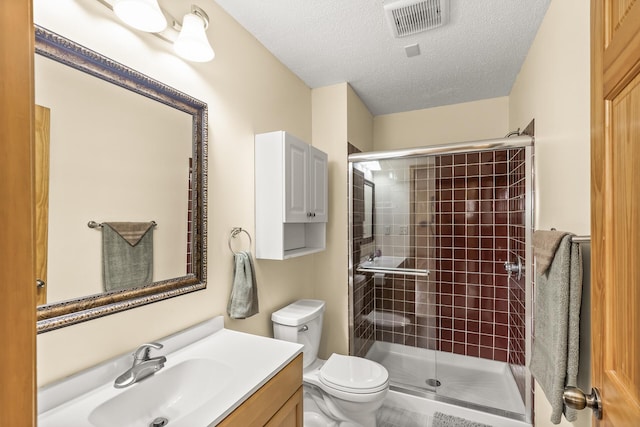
350,156,439,395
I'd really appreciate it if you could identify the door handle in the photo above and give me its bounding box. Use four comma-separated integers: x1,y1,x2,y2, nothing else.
563,386,602,419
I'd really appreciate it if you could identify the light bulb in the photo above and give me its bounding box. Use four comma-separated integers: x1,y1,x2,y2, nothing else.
113,0,167,33
174,12,215,62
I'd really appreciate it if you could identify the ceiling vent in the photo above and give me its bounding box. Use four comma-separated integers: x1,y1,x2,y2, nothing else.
384,0,449,38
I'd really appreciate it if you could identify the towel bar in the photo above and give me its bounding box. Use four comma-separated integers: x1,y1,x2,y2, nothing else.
549,228,590,243
571,235,590,243
229,227,252,255
88,220,157,229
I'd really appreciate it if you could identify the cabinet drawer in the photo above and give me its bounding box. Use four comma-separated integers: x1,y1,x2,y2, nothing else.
265,387,303,427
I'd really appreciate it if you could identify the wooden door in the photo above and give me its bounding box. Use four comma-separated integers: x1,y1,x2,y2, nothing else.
35,104,50,306
591,1,640,425
0,0,37,426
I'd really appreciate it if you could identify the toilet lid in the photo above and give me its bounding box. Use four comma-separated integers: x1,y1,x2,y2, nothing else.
319,354,389,394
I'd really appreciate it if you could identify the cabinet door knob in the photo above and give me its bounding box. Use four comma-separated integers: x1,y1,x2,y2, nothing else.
36,279,46,288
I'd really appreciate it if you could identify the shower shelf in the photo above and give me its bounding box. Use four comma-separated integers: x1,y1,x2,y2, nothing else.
356,267,430,277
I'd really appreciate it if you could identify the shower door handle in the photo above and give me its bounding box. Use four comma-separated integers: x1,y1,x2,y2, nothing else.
504,256,524,281
562,387,602,419
356,267,430,277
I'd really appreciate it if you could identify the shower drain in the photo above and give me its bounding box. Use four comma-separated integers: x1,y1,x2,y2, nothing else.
149,417,169,427
425,378,441,387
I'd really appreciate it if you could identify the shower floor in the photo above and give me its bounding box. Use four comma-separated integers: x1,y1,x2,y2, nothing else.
367,341,526,417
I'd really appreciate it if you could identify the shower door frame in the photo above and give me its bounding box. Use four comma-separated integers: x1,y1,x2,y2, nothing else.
347,135,535,423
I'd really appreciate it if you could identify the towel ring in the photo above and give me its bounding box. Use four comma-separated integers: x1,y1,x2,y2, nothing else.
228,227,252,255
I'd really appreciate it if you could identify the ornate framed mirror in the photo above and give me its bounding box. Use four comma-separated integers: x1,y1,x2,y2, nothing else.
35,26,208,333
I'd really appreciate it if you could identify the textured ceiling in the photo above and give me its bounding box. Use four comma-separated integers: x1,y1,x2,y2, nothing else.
213,0,551,116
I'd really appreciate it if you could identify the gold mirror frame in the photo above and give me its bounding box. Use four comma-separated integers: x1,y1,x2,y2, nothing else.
35,26,208,333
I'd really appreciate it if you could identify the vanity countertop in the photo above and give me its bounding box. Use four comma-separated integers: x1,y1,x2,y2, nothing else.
38,316,303,427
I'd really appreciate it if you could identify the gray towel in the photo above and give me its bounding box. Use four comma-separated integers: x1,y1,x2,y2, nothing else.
102,222,154,292
530,235,582,424
533,230,569,274
432,412,491,427
227,251,259,319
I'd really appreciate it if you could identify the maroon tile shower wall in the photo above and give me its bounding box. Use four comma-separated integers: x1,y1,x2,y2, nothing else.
350,143,376,358
352,167,376,357
433,150,512,361
351,147,528,367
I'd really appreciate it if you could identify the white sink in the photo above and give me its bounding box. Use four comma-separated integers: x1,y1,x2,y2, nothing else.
38,316,302,427
359,255,405,269
89,359,233,427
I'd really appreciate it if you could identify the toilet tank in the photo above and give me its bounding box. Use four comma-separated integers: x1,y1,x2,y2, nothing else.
272,299,325,368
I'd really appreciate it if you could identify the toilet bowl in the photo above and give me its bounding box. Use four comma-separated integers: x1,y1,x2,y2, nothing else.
272,299,389,427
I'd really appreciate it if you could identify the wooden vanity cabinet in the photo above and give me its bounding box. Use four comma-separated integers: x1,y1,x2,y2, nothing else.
218,353,303,427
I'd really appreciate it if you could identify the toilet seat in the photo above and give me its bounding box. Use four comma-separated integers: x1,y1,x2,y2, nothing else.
319,354,389,394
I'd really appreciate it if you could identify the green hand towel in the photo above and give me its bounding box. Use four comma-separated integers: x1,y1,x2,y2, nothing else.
530,235,582,424
227,251,259,319
102,222,154,292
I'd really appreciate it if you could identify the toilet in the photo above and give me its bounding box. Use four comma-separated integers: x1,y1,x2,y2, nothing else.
272,299,389,427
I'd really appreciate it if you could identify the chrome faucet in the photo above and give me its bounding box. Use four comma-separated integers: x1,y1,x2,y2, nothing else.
114,343,166,389
367,249,382,262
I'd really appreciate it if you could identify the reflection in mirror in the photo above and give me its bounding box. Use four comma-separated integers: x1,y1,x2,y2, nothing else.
362,180,374,244
37,56,191,303
35,26,208,333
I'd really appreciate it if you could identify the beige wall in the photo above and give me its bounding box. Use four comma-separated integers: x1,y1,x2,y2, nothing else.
311,84,349,358
347,85,374,152
35,0,315,385
310,83,374,359
373,96,510,150
509,0,590,426
510,0,590,235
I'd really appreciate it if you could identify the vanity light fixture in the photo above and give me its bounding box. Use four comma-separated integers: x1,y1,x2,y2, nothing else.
97,0,215,63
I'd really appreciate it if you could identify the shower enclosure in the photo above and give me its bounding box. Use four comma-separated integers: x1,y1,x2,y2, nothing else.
348,135,533,423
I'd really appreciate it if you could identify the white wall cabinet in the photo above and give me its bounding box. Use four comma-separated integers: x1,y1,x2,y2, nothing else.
255,131,328,260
